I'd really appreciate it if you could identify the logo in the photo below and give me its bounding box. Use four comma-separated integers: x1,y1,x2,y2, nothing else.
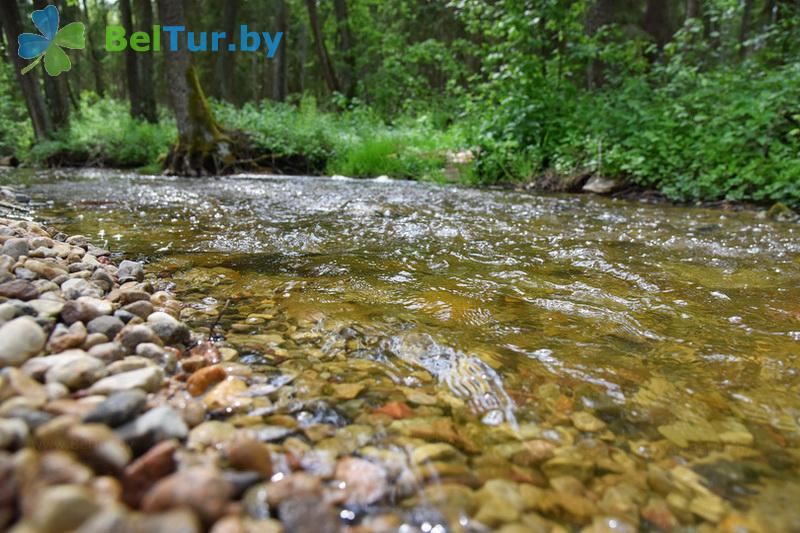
18,5,85,77
106,25,283,58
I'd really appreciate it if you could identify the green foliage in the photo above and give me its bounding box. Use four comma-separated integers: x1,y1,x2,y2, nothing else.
457,0,800,206
213,96,460,180
28,96,175,167
0,61,33,157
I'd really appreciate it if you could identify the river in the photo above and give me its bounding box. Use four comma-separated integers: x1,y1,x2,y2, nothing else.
5,168,800,530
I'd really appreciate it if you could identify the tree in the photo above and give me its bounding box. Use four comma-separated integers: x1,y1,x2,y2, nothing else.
0,0,52,140
305,0,340,93
119,0,143,119
272,0,288,101
157,0,233,175
33,0,69,130
643,0,674,50
134,0,157,122
215,0,238,102
81,0,106,97
333,0,355,97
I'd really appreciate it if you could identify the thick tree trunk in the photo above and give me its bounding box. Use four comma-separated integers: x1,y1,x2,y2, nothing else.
586,0,615,89
215,0,238,102
0,0,52,140
305,0,341,93
643,0,674,50
333,0,355,97
120,0,144,119
157,0,233,176
134,0,157,122
32,0,69,130
272,0,288,101
81,0,106,97
739,0,754,58
686,0,700,19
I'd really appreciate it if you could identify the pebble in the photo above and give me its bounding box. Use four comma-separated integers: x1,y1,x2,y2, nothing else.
474,479,525,526
87,341,126,362
147,312,191,345
44,353,107,390
0,316,47,366
87,315,125,339
122,300,154,319
116,324,163,352
2,237,29,259
228,437,273,478
0,417,29,448
0,279,38,300
122,439,179,507
141,467,233,524
0,368,48,404
187,420,237,450
571,412,606,432
83,390,147,427
187,365,228,396
31,484,99,532
23,350,93,380
334,457,388,506
88,366,164,394
116,406,188,454
279,495,342,533
117,260,145,283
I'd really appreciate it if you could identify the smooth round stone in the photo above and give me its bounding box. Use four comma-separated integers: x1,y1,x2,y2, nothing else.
116,324,163,352
118,260,145,283
61,278,103,300
141,467,233,525
0,316,47,366
87,341,126,362
1,238,29,260
83,389,147,427
116,406,188,454
29,299,65,317
31,484,99,532
88,366,164,394
44,354,107,390
87,315,125,339
0,279,38,300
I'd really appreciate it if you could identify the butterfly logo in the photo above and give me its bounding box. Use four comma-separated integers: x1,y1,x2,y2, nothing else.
18,4,85,77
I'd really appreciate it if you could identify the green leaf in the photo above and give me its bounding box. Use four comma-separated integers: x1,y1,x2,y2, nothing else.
54,22,85,49
44,45,71,77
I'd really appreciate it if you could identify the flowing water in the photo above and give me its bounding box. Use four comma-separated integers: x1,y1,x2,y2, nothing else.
4,168,800,531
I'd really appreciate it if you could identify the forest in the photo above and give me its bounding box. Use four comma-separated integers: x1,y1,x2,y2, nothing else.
0,0,797,205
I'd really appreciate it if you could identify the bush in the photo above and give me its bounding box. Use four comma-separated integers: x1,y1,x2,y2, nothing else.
28,96,175,168
213,96,460,180
0,62,33,158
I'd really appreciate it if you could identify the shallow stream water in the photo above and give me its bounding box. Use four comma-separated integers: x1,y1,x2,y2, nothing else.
4,168,800,531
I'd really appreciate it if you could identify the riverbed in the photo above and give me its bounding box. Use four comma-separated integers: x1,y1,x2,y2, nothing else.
5,167,800,531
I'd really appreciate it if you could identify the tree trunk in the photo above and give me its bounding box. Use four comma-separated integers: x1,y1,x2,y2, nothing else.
120,0,144,119
739,0,754,58
0,0,53,140
157,0,233,176
643,0,674,50
305,0,341,93
333,0,355,97
686,0,700,19
81,0,106,97
32,0,69,130
215,0,238,102
272,0,288,101
134,0,157,122
586,0,615,89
